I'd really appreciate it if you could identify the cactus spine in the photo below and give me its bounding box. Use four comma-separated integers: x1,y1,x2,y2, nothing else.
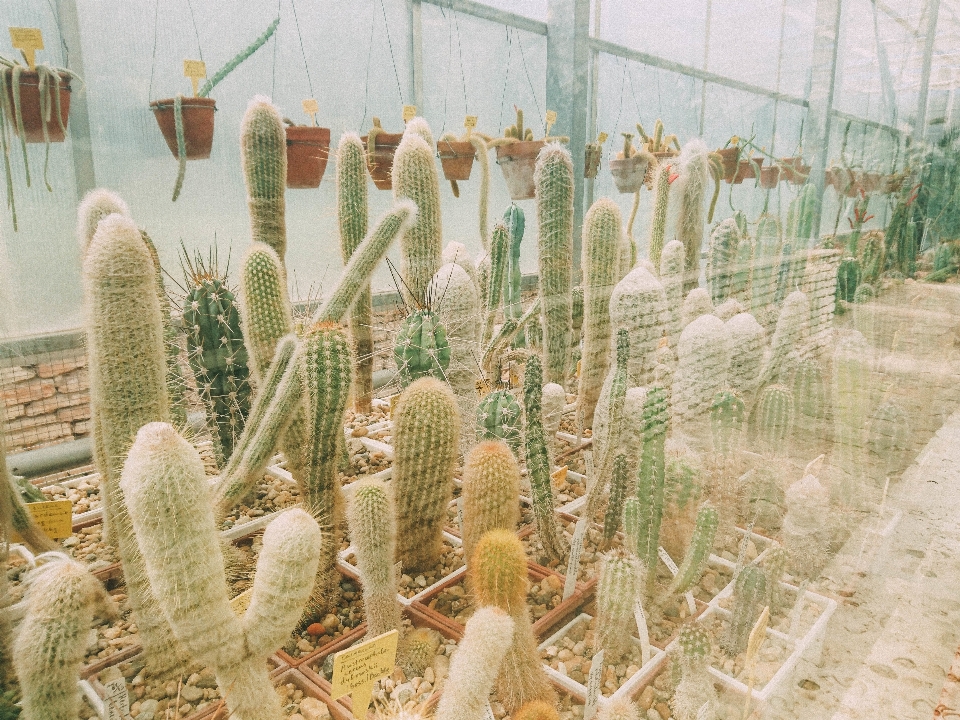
710,390,744,456
597,699,640,720
761,289,810,385
665,503,719,597
337,132,373,413
671,624,718,720
241,97,287,261
674,140,711,291
470,530,556,711
504,204,527,347
707,218,741,305
597,550,643,662
579,198,623,425
609,265,668,387
755,384,795,452
394,310,451,388
121,422,321,720
660,239,685,351
725,312,765,400
462,440,522,574
672,314,732,421
721,565,767,656
636,387,668,593
516,701,563,720
523,355,567,561
484,223,510,346
542,382,566,466
534,143,575,384
476,390,523,453
648,162,672,270
347,480,401,639
392,378,459,572
602,454,630,542
239,243,294,386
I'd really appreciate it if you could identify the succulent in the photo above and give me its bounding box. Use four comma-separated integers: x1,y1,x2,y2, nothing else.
721,565,767,657
755,384,796,452
648,162,672,269
725,312,765,400
709,390,744,456
476,389,523,454
672,314,732,421
504,204,527,347
858,232,886,286
596,699,639,720
609,265,668,387
664,503,719,597
674,140,711,292
836,256,861,304
241,97,288,261
586,330,630,517
239,242,294,385
542,382,567,466
760,289,810,386
636,387,669,592
602,454,631,542
660,239,685,351
400,627,442,679
484,223,510,346
504,107,533,141
678,623,711,661
394,310,451,389
515,701,562,720
707,218,741,305
671,624,718,720
462,441,522,567
597,550,643,662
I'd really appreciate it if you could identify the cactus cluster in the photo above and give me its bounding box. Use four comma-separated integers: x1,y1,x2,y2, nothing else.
660,239,685,350
707,218,741,305
394,310,452,388
709,390,744,456
608,264,668,387
504,204,527,347
462,440,522,565
672,314,732,421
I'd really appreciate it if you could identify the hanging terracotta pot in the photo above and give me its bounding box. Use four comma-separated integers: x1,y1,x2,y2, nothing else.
496,140,545,200
285,125,330,189
3,70,72,143
760,164,781,189
609,155,649,194
716,147,740,183
360,132,403,190
437,140,476,182
862,172,881,194
734,157,763,183
151,97,217,160
777,157,802,184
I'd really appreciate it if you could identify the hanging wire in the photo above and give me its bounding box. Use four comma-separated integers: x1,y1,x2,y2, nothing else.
498,26,514,131
439,6,453,133
272,0,281,99
613,56,627,137
628,61,642,120
290,0,314,99
516,32,542,127
148,0,161,100
359,0,378,129
453,10,469,116
378,0,405,106
184,0,204,62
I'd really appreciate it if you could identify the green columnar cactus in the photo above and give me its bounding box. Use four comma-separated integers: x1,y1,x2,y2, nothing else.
470,530,556,711
484,223,510,346
648,162,672,270
836,257,860,303
707,218,741,305
622,496,641,557
579,198,623,425
730,224,755,305
393,130,443,305
597,550,642,662
671,624,718,720
394,310,451,388
523,355,567,561
609,265,668,387
761,289,810,385
586,330,630,517
710,390,744,456
121,422,322,720
462,440,522,567
763,543,789,613
14,558,117,720
392,378,459,572
241,97,288,261
337,132,373,413
435,607,516,720
534,143,575,384
602,454,631,542
674,140,711,292
672,314,732,421
636,387,668,592
542,382,566,467
786,183,820,243
793,356,826,419
182,262,251,462
664,503,719,597
239,243,294,385
755,384,795,452
660,239,685,351
721,565,767,656
347,480,401,639
726,312,765,400
476,390,523,453
751,214,782,323
83,213,188,677
504,204,527,347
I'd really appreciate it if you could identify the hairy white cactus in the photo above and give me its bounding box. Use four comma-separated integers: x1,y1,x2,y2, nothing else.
726,312,766,399
672,314,732,421
609,264,668,387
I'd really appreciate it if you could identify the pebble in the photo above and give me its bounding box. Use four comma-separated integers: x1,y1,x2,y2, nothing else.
138,699,159,720
321,614,340,632
639,686,654,710
306,623,326,637
655,702,671,720
646,709,662,720
180,685,203,703
298,638,315,653
299,697,330,720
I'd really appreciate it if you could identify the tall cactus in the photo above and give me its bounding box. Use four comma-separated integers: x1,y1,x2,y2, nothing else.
761,289,810,386
597,550,642,662
663,502,719,598
672,314,732,421
721,565,767,657
542,382,566,466
636,386,668,593
484,223,510,346
750,214,782,324
673,140,711,292
392,378,459,572
347,480,401,639
337,132,373,413
462,440,521,567
239,243,294,386
755,384,795,453
710,390,744,456
504,204,527,347
534,143,575,384
726,312,765,400
241,97,287,261
707,218,741,305
648,162,672,270
602,454,631,542
586,330,630,516
609,265,668,387
122,422,321,720
660,239,685,351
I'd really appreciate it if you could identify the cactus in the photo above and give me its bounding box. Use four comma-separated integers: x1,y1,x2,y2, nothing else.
597,550,643,662
833,333,873,505
710,390,744,456
707,218,741,305
673,140,711,291
522,355,567,561
761,289,809,386
622,496,641,558
609,265,668,387
347,480,401,639
515,702,561,720
542,382,566,466
239,242,294,385
836,256,860,303
596,699,639,720
660,239,685,350
476,390,523,454
3,418,56,553
721,565,767,657
400,627,443,679
751,214,782,323
730,222,755,305
393,129,443,305
636,387,668,592
443,241,479,288
76,188,129,255
793,356,826,419
671,624,718,720
763,542,789,612
579,198,623,425
504,204,527,347
725,312,765,400
785,183,820,243
586,330,630,516
121,422,322,720
241,97,288,261
782,466,830,580
337,132,374,413
394,310,451,388
14,557,117,720
664,503,719,597
462,440,522,567
83,213,188,677
858,232,885,286
534,143,575,384
470,530,556,711
435,607,516,720
672,314,732,421
602,454,631,542
392,378,459,572
754,384,795,452
681,287,714,330
648,162,672,270
484,223,510,346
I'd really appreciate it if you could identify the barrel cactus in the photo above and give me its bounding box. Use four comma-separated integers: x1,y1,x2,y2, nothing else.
709,390,744,456
476,389,523,454
754,384,795,452
394,310,451,388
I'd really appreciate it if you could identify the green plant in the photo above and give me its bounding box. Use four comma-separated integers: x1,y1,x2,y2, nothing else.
761,289,809,386
597,550,642,662
751,214,782,322
337,132,373,413
523,355,567,562
347,480,401,639
585,330,630,518
648,162,672,270
476,390,523,454
394,310,451,389
707,218,741,305
602,454,631,543
664,503,719,598
504,204,527,347
462,440,522,567
484,223,510,346
470,530,556,711
721,565,767,656
858,232,885,286
763,542,789,612
710,390,744,456
400,627,442,679
239,242,294,384
579,198,623,425
3,424,56,553
671,624,717,720
241,96,287,260
121,422,321,720
681,287,714,329
793,356,826,419
755,384,795,452
660,239,685,350
392,378,459,572
636,387,669,593
836,257,860,303
534,143,575,384
503,107,533,141
785,183,820,243
609,265,668,387
674,140,711,292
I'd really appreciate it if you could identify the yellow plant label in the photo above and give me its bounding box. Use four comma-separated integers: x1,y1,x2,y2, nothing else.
230,588,253,616
402,104,417,122
597,132,608,144
9,27,43,70
546,109,557,124
183,59,206,97
464,115,478,128
388,393,400,416
11,500,72,541
302,98,319,119
331,629,399,720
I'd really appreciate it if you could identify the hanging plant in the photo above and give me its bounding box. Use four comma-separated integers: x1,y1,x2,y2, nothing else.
608,131,653,194
361,117,404,190
151,16,279,201
488,107,568,201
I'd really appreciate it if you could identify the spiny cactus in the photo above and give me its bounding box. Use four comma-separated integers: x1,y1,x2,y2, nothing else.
609,264,668,388
542,382,566,467
707,218,741,305
648,162,672,270
660,239,685,350
515,701,561,720
470,530,556,711
393,129,443,305
239,242,294,385
83,213,188,677
602,454,631,542
622,496,641,558
122,423,322,720
681,287,714,330
761,289,810,386
730,223,755,305
671,624,718,720
579,198,623,425
523,356,567,561
836,256,860,304
725,312,765,400
3,419,56,553
435,607,516,720
476,390,523,454
443,241,479,288
586,330,630,517
721,565,767,657
751,214,782,324
484,223,510,346
636,387,669,592
400,627,443,679
241,97,288,261
504,204,527,347
76,188,129,255
793,356,826,419
596,699,639,720
534,143,575,384
785,183,820,243
597,550,642,663
392,378,459,572
462,440,521,567
14,557,117,720
664,503,719,597
347,480,401,639
782,467,830,580
337,132,373,413
394,310,451,388
672,314,732,421
710,390,744,456
755,384,795,452
673,140,711,291
763,542,789,613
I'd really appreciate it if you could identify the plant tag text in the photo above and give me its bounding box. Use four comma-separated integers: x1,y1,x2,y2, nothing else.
302,98,319,122
550,466,568,486
584,649,604,720
482,700,495,720
331,629,399,720
103,673,132,720
402,105,417,122
183,59,206,97
634,599,651,666
10,27,43,70
456,496,464,534
563,516,589,600
545,109,557,136
11,500,72,541
464,115,477,129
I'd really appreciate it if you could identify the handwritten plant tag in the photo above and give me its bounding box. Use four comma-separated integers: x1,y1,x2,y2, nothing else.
183,59,206,97
302,98,319,124
11,500,72,541
456,497,464,534
9,27,43,70
550,466,568,486
634,599,651,666
481,700,495,720
332,629,399,720
563,516,589,601
545,109,557,136
102,667,132,720
584,648,604,720
465,115,478,130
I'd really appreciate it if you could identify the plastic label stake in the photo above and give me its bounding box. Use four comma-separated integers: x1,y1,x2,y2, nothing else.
183,60,206,97
331,629,399,720
545,109,557,137
11,500,72,541
230,588,253,616
9,27,43,71
302,98,319,125
584,648,604,720
634,599,651,666
563,516,589,600
465,115,477,137
102,670,132,720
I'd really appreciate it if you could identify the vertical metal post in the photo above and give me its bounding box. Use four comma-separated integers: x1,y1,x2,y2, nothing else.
546,0,591,270
585,0,601,209
698,0,713,136
55,0,96,199
410,0,425,112
915,0,941,138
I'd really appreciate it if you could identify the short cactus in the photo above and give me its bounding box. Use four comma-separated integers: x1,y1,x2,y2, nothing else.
636,387,669,592
241,97,288,261
602,454,631,542
755,384,795,452
763,542,789,612
515,701,561,720
542,382,567,466
597,550,643,662
609,264,668,387
710,390,744,456
394,310,451,388
678,623,711,661
239,242,294,385
664,503,719,597
596,699,639,720
400,627,443,679
648,162,672,270
347,480,401,639
673,140,711,291
761,290,810,385
681,287,714,329
707,218,741,305
836,256,860,303
476,389,523,453
793,356,826,419
721,565,767,656
392,378,459,572
534,143,575,384
858,232,885,286
660,239,685,350
462,440,521,566
671,624,718,720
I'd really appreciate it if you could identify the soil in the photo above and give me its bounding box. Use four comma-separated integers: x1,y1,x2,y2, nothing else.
423,572,565,626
